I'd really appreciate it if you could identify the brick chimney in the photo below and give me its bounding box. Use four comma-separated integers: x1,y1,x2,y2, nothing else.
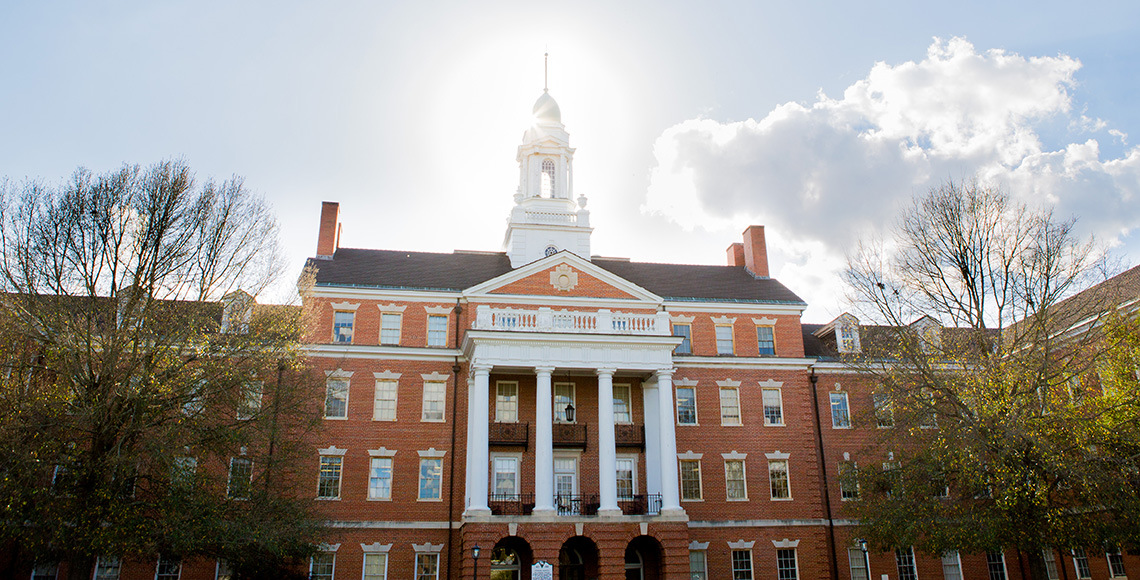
726,243,745,267
316,201,341,259
742,225,769,277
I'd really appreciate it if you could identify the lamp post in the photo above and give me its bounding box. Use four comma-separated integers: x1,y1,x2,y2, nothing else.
472,544,481,579
855,538,870,580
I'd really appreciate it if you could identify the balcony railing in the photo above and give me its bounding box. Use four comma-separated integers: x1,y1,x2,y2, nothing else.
618,494,662,516
489,493,535,515
489,422,529,448
553,422,588,448
474,305,671,336
556,494,599,516
614,424,645,448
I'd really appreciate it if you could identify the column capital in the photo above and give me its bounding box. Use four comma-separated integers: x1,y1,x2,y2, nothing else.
655,368,675,379
471,365,492,376
595,367,616,378
535,366,555,376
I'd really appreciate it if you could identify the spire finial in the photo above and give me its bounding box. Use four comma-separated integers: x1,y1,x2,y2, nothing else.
544,52,549,92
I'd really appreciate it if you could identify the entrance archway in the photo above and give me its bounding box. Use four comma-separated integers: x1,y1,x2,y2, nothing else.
491,536,533,580
558,536,599,580
625,536,664,580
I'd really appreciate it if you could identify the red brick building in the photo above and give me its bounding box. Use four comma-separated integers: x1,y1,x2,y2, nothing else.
292,89,1139,580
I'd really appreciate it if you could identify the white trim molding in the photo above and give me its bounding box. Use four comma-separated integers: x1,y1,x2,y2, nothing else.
722,451,748,460
773,539,801,548
678,450,703,460
325,369,354,378
711,316,737,325
766,451,790,460
728,540,756,550
670,314,696,324
758,379,783,388
424,306,453,315
360,543,393,553
318,446,347,456
368,448,397,457
421,372,449,382
673,378,699,387
373,371,402,380
716,378,742,388
689,541,710,550
330,302,360,311
752,317,777,326
377,304,407,313
412,543,444,553
418,448,446,458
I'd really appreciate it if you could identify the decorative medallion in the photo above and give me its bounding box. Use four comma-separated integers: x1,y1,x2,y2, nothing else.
549,263,579,292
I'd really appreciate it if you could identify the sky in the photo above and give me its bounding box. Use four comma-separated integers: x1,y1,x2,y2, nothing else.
2,1,1138,321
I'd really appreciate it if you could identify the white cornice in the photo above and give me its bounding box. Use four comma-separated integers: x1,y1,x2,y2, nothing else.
673,357,816,371
303,344,461,361
308,287,462,302
664,302,805,315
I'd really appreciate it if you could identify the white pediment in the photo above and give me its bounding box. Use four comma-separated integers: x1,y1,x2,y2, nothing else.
463,251,663,304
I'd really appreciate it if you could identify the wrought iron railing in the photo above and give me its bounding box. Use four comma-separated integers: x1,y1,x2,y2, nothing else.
489,421,529,448
618,493,662,515
553,422,588,448
488,493,535,515
614,423,645,448
555,493,599,516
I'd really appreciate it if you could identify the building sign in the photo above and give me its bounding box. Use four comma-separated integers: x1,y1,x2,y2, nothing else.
532,560,553,580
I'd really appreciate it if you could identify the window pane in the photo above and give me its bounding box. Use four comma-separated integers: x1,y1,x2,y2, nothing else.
94,557,122,580
493,457,518,495
318,456,342,498
419,458,442,499
616,458,634,499
496,382,518,423
427,315,447,346
1108,551,1127,577
325,378,349,418
987,551,1007,580
942,551,962,580
716,325,734,355
895,548,917,580
156,557,181,580
777,548,798,580
1073,548,1092,579
416,553,440,580
830,392,850,428
677,387,697,425
369,457,392,499
333,310,354,343
422,382,446,421
725,460,746,500
680,460,702,500
373,380,398,421
554,383,575,422
311,553,335,580
848,548,869,580
689,551,708,580
1042,549,1060,580
364,553,388,580
380,313,402,345
613,385,632,423
226,457,252,499
769,460,790,499
762,388,783,425
720,388,741,425
874,393,894,427
673,324,692,354
839,462,859,500
732,550,753,580
757,326,776,355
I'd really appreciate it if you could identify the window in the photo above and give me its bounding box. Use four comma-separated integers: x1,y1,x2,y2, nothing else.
226,457,252,499
895,548,917,580
496,381,518,423
368,457,392,500
427,315,447,347
363,553,388,580
492,456,519,496
1072,548,1092,579
94,556,121,580
324,377,349,419
731,550,753,580
317,456,342,498
873,393,894,428
215,559,233,580
942,551,963,580
676,387,697,425
380,313,402,345
613,384,632,423
848,548,869,580
333,310,354,343
689,550,708,580
171,457,197,488
839,461,859,500
987,551,1008,580
919,388,938,428
419,458,442,500
1107,550,1127,578
776,548,799,580
416,553,440,580
554,383,575,422
830,392,851,428
716,325,734,355
31,562,57,580
1042,549,1060,580
236,381,262,420
756,326,776,355
541,158,556,198
763,388,784,426
615,457,636,499
673,324,692,354
680,459,702,500
155,557,181,580
725,459,747,500
720,387,741,425
310,552,335,580
421,381,446,422
373,380,398,421
769,459,791,499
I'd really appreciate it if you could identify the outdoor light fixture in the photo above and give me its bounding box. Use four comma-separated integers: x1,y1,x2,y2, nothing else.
856,538,870,576
472,544,481,579
564,402,575,422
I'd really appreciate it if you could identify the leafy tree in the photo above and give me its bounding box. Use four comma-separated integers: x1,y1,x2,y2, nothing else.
0,161,322,580
843,179,1140,580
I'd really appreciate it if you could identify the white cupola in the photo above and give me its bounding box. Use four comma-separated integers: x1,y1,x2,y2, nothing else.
503,80,593,267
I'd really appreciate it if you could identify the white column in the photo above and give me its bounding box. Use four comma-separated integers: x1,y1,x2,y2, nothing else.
533,366,556,515
656,369,683,514
642,379,661,498
464,365,491,516
596,368,620,516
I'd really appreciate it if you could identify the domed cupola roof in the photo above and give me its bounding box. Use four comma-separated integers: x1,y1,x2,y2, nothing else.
532,90,561,125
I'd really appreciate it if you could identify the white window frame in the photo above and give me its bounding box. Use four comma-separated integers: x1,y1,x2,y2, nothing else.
873,392,894,428
421,381,446,422
768,455,791,500
895,547,918,580
1072,548,1092,579
830,391,851,428
1042,549,1060,580
839,461,859,500
756,325,776,355
986,551,1008,580
496,381,519,423
676,386,698,425
731,549,754,580
214,559,233,580
309,551,336,580
613,383,633,424
719,386,742,426
379,312,402,346
848,547,870,580
491,453,522,497
689,548,708,580
776,547,799,580
236,381,262,420
762,386,784,426
1106,549,1127,578
418,453,444,501
414,549,442,580
367,453,394,500
226,456,252,500
317,451,344,500
154,556,181,580
615,454,638,500
673,323,692,354
941,551,962,580
373,378,398,421
426,314,448,347
362,552,389,580
324,373,351,420
554,382,576,423
724,458,747,501
679,457,703,501
333,310,355,343
93,556,122,580
715,324,734,355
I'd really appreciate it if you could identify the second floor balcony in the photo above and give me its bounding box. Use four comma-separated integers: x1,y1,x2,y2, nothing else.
474,305,671,336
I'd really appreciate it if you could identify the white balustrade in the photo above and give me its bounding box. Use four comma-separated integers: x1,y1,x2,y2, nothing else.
474,305,670,335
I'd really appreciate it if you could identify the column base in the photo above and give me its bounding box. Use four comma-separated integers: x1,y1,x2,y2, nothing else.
658,506,685,517
531,507,557,517
596,508,623,518
463,507,492,517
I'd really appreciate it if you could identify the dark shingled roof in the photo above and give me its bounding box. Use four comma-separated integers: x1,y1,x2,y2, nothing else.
307,248,806,305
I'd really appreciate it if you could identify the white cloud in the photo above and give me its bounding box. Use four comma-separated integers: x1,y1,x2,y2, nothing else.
645,37,1140,319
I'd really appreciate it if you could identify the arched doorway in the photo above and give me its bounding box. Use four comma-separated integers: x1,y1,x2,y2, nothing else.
558,536,599,580
491,536,533,580
625,536,664,580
